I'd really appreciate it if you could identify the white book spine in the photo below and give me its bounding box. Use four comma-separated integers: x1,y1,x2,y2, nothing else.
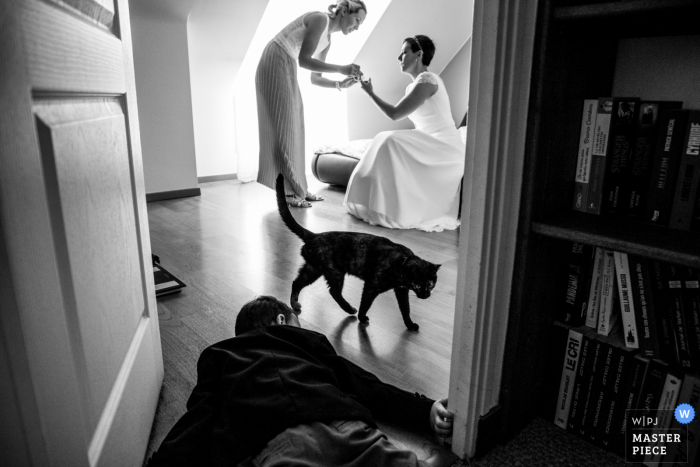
585,247,605,327
554,328,584,429
613,252,640,349
573,99,599,211
597,250,618,335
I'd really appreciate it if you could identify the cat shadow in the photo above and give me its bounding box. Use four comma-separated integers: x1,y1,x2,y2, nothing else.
330,315,377,357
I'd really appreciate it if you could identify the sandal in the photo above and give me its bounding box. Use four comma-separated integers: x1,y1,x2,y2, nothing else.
305,192,324,202
286,195,312,208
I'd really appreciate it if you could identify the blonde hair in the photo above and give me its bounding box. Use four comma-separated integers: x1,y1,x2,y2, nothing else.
328,0,367,18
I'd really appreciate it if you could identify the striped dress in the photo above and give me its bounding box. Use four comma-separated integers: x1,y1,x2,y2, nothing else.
256,12,330,197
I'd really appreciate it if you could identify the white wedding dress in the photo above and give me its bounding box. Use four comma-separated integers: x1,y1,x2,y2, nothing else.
344,72,465,232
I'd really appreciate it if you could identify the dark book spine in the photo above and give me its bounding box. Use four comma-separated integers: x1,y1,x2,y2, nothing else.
567,332,593,434
665,263,694,370
692,186,700,232
650,260,678,366
573,99,599,212
661,373,700,466
681,267,700,369
589,341,618,445
588,98,614,214
669,110,700,230
628,255,660,358
645,110,690,226
612,354,648,456
561,242,595,326
629,358,669,462
599,345,635,452
626,101,683,217
601,98,640,216
578,338,605,440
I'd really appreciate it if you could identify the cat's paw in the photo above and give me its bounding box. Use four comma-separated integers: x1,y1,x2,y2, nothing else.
345,307,358,315
358,316,369,324
406,323,420,331
291,301,302,312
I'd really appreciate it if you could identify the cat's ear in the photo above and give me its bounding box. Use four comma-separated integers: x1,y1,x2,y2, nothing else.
433,263,442,271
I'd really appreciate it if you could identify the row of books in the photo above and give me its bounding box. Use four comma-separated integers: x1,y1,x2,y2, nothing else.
560,242,700,371
571,98,700,231
552,321,699,465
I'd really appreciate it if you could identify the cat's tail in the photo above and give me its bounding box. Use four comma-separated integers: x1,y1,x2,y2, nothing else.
275,174,314,242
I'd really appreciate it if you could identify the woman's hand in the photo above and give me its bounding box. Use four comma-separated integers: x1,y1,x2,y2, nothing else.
429,398,454,438
359,77,374,95
338,77,358,89
339,63,362,78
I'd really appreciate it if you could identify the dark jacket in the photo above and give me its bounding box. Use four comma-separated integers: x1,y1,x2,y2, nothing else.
147,325,435,466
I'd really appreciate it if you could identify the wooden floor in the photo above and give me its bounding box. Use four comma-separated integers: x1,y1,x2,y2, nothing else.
144,177,461,462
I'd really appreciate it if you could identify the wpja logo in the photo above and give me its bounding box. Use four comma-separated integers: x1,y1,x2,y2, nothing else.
625,404,695,463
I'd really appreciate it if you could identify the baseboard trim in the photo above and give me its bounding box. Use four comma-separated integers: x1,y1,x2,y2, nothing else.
146,187,201,202
197,173,237,183
474,404,503,459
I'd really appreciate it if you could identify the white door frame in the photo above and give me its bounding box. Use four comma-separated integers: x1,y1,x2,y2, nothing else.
448,0,539,459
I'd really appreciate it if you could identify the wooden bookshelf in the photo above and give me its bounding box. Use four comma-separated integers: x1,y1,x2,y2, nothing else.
492,0,700,456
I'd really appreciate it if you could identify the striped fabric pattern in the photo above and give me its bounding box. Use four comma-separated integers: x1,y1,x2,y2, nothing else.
255,40,308,197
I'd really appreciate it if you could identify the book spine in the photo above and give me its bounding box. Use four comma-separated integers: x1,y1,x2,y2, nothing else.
561,242,595,326
612,354,648,456
645,110,690,225
614,251,640,349
643,371,682,466
598,249,619,336
587,98,614,214
554,327,584,428
601,98,640,216
599,345,635,451
589,341,619,445
629,255,660,358
578,338,605,440
567,331,593,434
692,186,700,231
661,373,700,466
627,101,683,217
666,264,693,370
669,110,700,230
573,99,599,212
650,260,678,365
586,247,605,328
630,358,669,463
682,267,700,368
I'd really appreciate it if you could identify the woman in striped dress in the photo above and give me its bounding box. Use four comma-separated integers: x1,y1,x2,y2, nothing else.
256,1,366,208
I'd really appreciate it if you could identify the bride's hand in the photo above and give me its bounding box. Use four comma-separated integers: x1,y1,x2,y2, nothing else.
359,77,374,94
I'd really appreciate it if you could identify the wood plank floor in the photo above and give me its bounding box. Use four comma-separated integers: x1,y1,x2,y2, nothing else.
144,177,460,462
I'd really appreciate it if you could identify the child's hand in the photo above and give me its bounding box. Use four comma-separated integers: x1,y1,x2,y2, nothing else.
430,398,454,438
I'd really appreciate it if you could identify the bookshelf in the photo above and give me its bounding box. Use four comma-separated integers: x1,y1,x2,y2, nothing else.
494,0,700,456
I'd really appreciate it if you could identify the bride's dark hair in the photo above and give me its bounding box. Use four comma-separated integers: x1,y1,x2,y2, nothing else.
405,35,436,66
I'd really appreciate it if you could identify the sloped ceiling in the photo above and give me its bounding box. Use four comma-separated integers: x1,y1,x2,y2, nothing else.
348,0,473,139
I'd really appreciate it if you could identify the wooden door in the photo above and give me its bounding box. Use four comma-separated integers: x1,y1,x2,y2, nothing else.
0,1,163,466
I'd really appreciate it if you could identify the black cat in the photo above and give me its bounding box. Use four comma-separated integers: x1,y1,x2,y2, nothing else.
275,174,440,331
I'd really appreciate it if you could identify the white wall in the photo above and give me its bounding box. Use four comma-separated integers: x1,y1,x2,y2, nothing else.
130,10,199,194
440,38,472,127
347,0,474,140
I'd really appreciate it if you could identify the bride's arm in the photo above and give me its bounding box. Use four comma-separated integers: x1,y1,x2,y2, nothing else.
299,12,359,77
360,79,437,121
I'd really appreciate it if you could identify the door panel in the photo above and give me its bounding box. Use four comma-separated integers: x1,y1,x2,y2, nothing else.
0,0,163,465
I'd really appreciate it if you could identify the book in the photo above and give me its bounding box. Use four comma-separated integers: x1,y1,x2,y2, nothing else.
611,354,649,456
567,329,595,435
573,99,599,212
681,267,700,369
665,263,693,370
628,255,660,359
629,358,669,462
561,242,596,326
601,98,640,216
585,247,605,328
669,110,700,230
589,330,627,446
587,98,615,214
645,109,690,226
661,373,700,466
692,186,700,231
598,335,636,451
643,370,682,466
613,251,640,349
554,326,585,429
650,260,679,366
152,256,186,296
598,249,619,336
626,101,683,218
578,336,606,440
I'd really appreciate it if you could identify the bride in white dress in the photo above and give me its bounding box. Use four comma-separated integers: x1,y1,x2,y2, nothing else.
344,35,465,232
